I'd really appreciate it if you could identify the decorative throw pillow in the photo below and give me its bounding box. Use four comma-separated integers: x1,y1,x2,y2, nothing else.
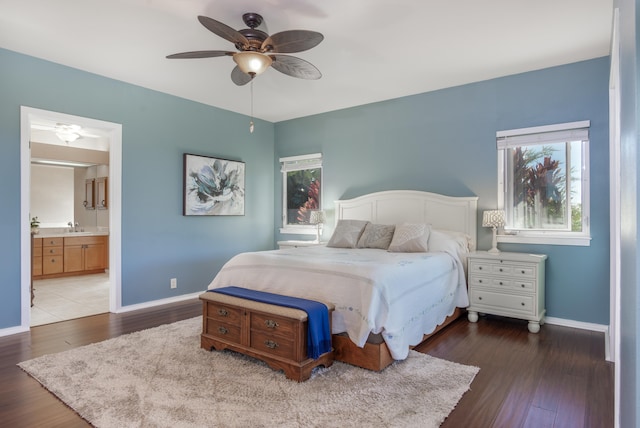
326,220,369,248
388,223,431,252
356,223,396,249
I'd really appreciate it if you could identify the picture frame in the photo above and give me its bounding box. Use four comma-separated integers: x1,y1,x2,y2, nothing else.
183,153,245,216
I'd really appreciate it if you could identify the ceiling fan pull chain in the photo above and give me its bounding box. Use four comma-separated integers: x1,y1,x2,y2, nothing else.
249,79,255,133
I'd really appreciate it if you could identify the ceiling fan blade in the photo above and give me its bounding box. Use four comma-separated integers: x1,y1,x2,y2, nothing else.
262,30,323,53
270,55,322,80
197,16,249,48
166,50,233,59
231,66,253,86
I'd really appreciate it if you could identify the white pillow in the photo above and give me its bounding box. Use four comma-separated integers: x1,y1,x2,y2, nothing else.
428,229,472,267
327,220,369,248
388,223,431,253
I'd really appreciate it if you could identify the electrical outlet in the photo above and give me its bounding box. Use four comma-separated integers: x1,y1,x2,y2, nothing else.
170,278,177,289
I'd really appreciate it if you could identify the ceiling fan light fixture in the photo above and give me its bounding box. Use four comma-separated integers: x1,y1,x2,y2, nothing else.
233,51,272,76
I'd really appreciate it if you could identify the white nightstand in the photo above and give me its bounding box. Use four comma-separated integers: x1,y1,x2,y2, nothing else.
466,251,547,333
277,240,325,249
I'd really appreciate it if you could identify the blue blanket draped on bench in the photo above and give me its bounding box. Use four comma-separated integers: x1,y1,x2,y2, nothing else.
209,286,332,359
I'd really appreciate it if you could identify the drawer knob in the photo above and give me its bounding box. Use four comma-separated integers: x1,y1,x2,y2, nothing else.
50,259,55,263
264,340,279,349
49,249,54,253
265,319,279,329
217,308,228,316
478,279,483,283
217,326,228,334
499,281,504,285
521,270,525,274
521,302,525,306
521,284,525,288
499,268,503,272
478,266,483,270
478,296,483,300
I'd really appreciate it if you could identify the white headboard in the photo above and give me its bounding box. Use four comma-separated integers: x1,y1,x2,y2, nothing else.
335,190,479,249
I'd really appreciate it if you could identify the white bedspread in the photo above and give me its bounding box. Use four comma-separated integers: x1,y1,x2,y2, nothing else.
207,246,469,360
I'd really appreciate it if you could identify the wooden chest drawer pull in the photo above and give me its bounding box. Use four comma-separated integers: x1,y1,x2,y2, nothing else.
478,296,483,300
478,266,483,270
217,308,228,316
499,281,504,285
499,268,504,272
264,340,279,349
265,319,279,329
521,270,526,274
478,279,483,283
521,302,525,306
521,283,525,288
217,326,228,335
50,259,56,263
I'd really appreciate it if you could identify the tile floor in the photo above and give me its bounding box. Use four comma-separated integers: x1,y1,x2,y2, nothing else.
31,273,110,327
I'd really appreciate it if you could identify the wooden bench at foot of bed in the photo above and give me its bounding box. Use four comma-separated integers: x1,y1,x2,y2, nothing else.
332,307,465,372
199,292,334,382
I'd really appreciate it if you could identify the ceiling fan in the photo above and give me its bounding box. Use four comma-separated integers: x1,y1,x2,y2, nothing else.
167,13,323,85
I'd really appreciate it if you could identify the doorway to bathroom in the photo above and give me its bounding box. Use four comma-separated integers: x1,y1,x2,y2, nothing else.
20,107,122,328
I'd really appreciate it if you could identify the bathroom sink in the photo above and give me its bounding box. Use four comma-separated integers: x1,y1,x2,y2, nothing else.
65,231,95,236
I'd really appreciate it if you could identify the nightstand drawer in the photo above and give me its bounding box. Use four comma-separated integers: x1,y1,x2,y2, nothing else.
469,261,536,279
470,289,534,313
469,275,535,291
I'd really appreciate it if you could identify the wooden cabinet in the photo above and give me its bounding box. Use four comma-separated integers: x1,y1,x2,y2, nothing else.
199,292,334,382
96,177,108,209
32,237,43,277
41,237,64,276
64,236,107,274
34,235,108,279
467,251,547,333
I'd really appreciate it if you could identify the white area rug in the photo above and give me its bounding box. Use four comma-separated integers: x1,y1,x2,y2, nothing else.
19,317,478,428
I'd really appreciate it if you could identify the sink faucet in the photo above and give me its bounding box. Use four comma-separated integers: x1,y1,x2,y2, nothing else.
68,221,80,232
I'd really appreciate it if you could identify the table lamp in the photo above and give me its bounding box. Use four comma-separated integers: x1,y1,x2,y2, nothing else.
309,210,326,243
482,210,506,254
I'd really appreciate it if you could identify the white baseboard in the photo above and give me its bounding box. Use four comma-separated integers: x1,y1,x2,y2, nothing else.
115,291,202,314
0,324,30,338
545,316,611,361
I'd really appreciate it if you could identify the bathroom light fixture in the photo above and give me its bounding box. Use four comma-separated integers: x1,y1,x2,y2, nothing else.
482,210,506,254
309,210,326,243
233,51,273,77
56,131,80,143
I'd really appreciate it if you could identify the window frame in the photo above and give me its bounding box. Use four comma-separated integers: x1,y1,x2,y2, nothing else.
496,121,591,246
279,153,323,235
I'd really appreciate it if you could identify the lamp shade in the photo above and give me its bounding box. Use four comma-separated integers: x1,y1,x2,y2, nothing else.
233,51,273,76
309,210,326,225
482,210,506,228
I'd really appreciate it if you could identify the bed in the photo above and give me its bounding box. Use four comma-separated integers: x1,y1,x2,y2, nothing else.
207,190,478,370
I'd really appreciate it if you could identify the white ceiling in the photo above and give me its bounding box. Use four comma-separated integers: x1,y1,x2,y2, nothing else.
1,0,613,123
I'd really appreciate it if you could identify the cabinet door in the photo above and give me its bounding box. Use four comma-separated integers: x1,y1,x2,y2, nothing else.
84,179,95,210
96,177,108,209
84,243,106,270
64,245,84,273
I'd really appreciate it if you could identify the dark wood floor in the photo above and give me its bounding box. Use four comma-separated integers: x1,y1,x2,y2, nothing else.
0,301,613,428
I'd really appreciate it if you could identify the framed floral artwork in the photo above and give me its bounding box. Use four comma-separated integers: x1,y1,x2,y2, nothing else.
183,153,245,216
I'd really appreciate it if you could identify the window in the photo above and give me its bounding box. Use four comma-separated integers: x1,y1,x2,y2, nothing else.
280,153,322,235
497,121,590,246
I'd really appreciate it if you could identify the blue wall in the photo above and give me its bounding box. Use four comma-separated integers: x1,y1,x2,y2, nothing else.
0,47,611,331
0,48,275,329
275,57,610,325
615,0,639,426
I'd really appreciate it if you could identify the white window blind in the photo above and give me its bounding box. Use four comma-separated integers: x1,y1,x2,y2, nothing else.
497,120,590,149
280,153,322,172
